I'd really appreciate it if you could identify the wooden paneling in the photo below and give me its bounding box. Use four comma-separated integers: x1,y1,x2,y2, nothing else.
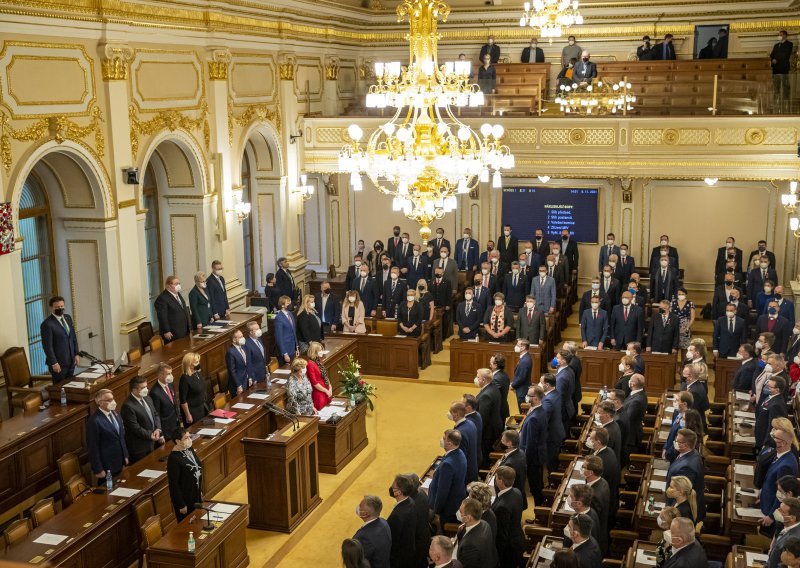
318,399,368,474
449,341,542,383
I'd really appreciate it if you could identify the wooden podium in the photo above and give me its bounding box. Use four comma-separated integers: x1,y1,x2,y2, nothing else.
242,415,321,533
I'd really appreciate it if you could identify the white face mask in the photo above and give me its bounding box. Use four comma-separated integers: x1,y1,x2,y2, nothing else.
726,311,735,318
481,268,489,275
661,240,668,246
407,296,415,302
413,249,420,257
390,273,398,280
360,271,368,278
512,268,519,275
495,299,503,306
563,524,572,538
514,345,522,353
463,233,470,240
585,438,595,450
621,298,630,306
673,440,681,450
355,505,362,517
183,438,192,449
439,439,445,449
755,341,763,350
657,516,668,529
355,261,362,267
253,329,263,338
174,284,182,293
620,250,627,257
607,239,614,246
774,509,786,523
237,337,246,346
591,283,600,290
568,39,575,45
761,263,769,270
547,260,554,267
165,374,174,384
609,261,617,268
456,510,464,522
446,411,454,421
436,233,444,239
139,387,149,397
525,248,532,254
473,377,480,386
402,237,409,243
504,231,511,237
198,282,206,289
591,304,599,311
777,490,787,501
526,302,535,309
107,400,117,411
677,294,686,301
618,363,625,372
440,252,448,259
464,294,473,301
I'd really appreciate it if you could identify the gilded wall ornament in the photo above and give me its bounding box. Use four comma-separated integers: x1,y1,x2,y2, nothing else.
227,99,281,146
208,49,232,81
128,100,210,159
100,43,134,81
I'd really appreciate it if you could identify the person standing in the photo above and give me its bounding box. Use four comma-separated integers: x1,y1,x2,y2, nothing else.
179,352,207,426
480,35,501,64
154,275,191,344
315,282,341,333
713,28,729,59
521,38,545,63
387,475,418,568
206,260,230,320
428,429,468,523
225,329,251,397
149,362,180,440
307,342,333,411
296,294,324,350
188,272,213,330
353,495,391,568
121,376,163,463
637,36,656,60
87,389,128,484
511,339,533,412
655,34,676,60
454,498,498,568
275,295,299,364
40,295,79,383
286,358,316,416
561,35,582,66
275,257,296,304
771,31,794,110
477,53,496,94
519,385,548,506
244,321,269,386
167,428,203,522
492,466,525,568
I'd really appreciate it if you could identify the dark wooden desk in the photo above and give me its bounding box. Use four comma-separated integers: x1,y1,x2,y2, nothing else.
307,275,349,300
622,540,659,568
727,545,768,568
318,399,368,474
328,331,421,379
728,459,759,544
525,535,564,567
46,366,140,414
0,384,284,567
640,352,678,392
726,391,755,459
714,356,742,403
579,349,675,392
0,404,88,522
145,502,249,568
650,392,679,456
633,461,667,539
449,341,541,383
549,457,582,534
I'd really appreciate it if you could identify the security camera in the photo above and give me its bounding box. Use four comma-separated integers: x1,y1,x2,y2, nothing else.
122,167,140,185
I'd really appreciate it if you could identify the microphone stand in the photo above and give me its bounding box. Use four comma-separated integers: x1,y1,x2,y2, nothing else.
263,402,300,431
194,502,215,531
79,351,113,377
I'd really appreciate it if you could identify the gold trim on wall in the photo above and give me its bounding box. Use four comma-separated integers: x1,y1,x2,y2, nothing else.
153,145,196,189
130,48,206,111
118,198,137,209
128,102,210,160
6,55,88,106
227,99,281,146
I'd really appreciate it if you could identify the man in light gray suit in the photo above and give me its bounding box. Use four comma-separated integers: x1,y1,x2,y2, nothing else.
531,265,556,314
768,497,800,568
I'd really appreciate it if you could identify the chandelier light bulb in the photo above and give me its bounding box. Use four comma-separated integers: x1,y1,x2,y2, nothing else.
704,177,718,186
538,175,551,183
396,127,411,142
791,181,798,193
348,124,363,141
480,123,493,137
491,124,505,139
457,178,468,193
492,172,502,189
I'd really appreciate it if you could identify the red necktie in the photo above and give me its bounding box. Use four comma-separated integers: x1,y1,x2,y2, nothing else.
165,386,174,403
624,307,628,321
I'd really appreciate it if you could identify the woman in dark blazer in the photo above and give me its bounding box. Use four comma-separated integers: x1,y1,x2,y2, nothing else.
397,290,423,337
189,272,213,330
167,428,203,522
179,352,207,425
296,294,323,349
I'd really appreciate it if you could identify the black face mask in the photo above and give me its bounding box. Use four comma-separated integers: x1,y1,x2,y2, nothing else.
393,231,400,237
418,285,425,291
383,264,390,270
759,247,766,252
474,282,481,287
322,289,330,295
659,307,667,314
375,246,383,251
582,57,589,62
776,293,783,300
726,268,735,273
54,308,65,317
725,281,734,286
487,246,494,251
435,274,443,279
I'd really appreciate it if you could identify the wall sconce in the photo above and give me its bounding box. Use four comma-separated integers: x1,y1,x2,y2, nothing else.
790,215,800,238
289,132,303,144
704,177,718,186
292,173,315,202
782,181,798,214
538,175,551,183
226,185,251,223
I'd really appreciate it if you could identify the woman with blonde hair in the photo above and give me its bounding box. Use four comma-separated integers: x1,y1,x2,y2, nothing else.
397,287,423,337
772,416,800,452
306,341,332,410
341,290,366,334
655,506,681,568
179,352,207,425
296,293,323,350
615,354,637,397
467,481,497,539
286,358,315,416
666,476,697,523
416,279,435,321
188,272,213,330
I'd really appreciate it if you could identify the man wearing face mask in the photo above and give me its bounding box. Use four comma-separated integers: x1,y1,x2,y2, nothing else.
757,300,791,355
563,484,606,554
768,497,800,568
394,232,415,275
275,257,297,304
456,286,483,340
453,497,497,568
41,295,80,383
553,350,576,433
431,228,451,260
476,367,503,466
479,35,500,64
771,31,794,109
648,299,680,354
711,271,743,320
491,466,526,568
243,321,270,389
87,389,129,484
154,275,191,344
655,33,676,61
489,430,527,509
381,266,407,319
652,251,679,303
732,343,758,393
573,50,597,86
787,323,800,365
206,260,230,321
314,282,341,333
521,37,545,63
352,495,391,568
748,238,778,272
449,402,479,483
765,285,796,321
588,427,619,525
455,228,480,274
636,35,656,60
712,302,747,359
561,35,582,66
540,374,567,471
560,229,579,276
518,385,547,505
502,261,528,311
437,245,458,289
405,244,429,288
621,374,647,459
598,264,620,308
748,259,778,308
386,225,402,260
609,291,643,350
479,240,495,266
756,377,789,449
225,329,252,397
516,295,546,346
473,267,494,309
386,474,418,568
665,517,707,566
149,362,180,440
550,245,570,291
430,267,454,338
714,236,743,277
580,295,608,350
598,233,620,272
665,429,705,522
516,253,534,290
428,429,467,523
121,376,163,463
510,340,533,412
649,235,680,275
346,254,365,289
566,513,602,568
497,224,518,266
663,391,693,462
755,280,778,314
579,277,608,319
355,264,379,317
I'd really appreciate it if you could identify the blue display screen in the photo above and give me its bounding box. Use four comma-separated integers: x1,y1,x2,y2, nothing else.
501,187,599,244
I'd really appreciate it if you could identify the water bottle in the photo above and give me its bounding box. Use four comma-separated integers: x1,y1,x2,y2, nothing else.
187,531,195,553
349,393,356,409
60,387,67,405
106,470,113,491
601,385,608,401
648,495,655,514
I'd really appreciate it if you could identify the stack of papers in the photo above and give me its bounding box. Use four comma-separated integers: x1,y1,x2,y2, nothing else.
746,552,769,565
215,320,234,325
539,547,556,560
210,503,239,514
734,434,756,443
205,327,227,334
421,478,432,489
197,428,223,437
208,511,232,522
109,487,140,498
64,381,88,388
273,379,287,386
736,391,750,400
635,549,657,566
330,400,346,407
735,410,756,419
273,369,290,376
319,407,348,420
664,406,675,414
232,403,255,410
247,392,269,400
736,507,763,518
658,431,670,441
214,418,235,425
649,480,667,492
735,463,755,476
653,469,668,478
33,533,68,546
137,469,165,479
661,418,672,426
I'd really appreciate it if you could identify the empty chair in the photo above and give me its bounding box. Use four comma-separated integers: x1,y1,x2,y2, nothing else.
127,347,142,362
3,518,32,546
30,497,56,527
133,495,157,529
64,474,88,507
57,452,81,487
1,346,50,417
148,335,164,352
137,322,155,352
213,392,227,409
141,515,163,548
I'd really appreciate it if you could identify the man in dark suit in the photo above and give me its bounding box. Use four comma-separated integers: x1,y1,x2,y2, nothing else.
516,295,546,346
456,228,480,272
454,498,498,568
549,247,570,292
405,245,429,289
491,354,511,424
521,38,545,63
666,429,705,521
664,518,708,567
346,255,365,289
354,265,379,316
431,228,451,259
589,427,620,524
541,374,566,472
430,268,454,339
516,252,536,290
405,474,432,568
394,233,415,277
682,364,709,431
596,401,623,465
565,342,583,417
771,30,794,106
457,287,483,339
713,304,747,358
206,260,230,320
581,457,610,536
565,485,606,554
492,466,525,568
767,497,800,568
652,257,679,302
554,350,576,436
274,295,299,364
226,329,251,396
637,36,656,60
580,298,608,349
622,374,647,458
747,259,778,305
502,262,528,311
647,300,680,354
149,362,180,440
479,241,495,267
495,430,528,510
387,226,402,261
559,229,579,278
428,535,462,568
711,274,742,319
314,282,341,332
756,300,791,354
649,235,680,274
598,233,620,272
748,240,778,272
275,257,296,304
511,339,533,412
477,367,504,467
567,513,602,568
616,246,636,284
87,388,129,483
121,376,163,464
428,429,468,523
712,27,729,58
480,35,501,64
154,276,191,343
579,278,610,318
451,402,479,483
655,34,676,60
600,267,620,308
664,391,693,462
40,295,80,383
497,225,519,265
387,474,418,568
463,394,483,466
715,238,743,276
519,385,548,505
573,51,597,85
532,230,550,259
382,267,407,318
732,344,758,392
755,377,788,448
353,495,392,568
610,293,643,349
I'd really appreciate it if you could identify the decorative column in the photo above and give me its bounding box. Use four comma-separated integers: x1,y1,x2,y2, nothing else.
357,57,375,101
277,52,309,292
322,56,340,117
98,41,143,354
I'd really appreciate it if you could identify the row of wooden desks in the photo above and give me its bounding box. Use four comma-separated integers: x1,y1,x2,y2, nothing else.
449,341,543,383
328,330,420,379
622,542,768,568
633,461,670,539
578,349,678,393
728,459,760,543
727,391,756,459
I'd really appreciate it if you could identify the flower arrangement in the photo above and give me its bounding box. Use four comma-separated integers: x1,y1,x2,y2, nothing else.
337,354,376,410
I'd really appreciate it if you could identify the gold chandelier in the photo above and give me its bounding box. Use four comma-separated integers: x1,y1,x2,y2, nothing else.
339,0,514,244
555,80,635,115
520,0,583,41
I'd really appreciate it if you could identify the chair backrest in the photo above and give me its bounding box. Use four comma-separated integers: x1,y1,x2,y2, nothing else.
133,495,156,529
30,497,56,527
141,515,163,547
213,392,227,409
148,335,164,351
138,322,155,351
0,346,32,389
3,518,31,546
268,357,279,373
57,452,81,487
64,474,87,506
127,347,142,362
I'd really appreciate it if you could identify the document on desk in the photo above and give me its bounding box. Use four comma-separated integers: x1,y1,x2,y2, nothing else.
653,469,668,478
583,346,597,350
208,511,232,522
210,503,239,514
734,434,756,443
660,418,672,426
735,391,750,400
64,381,89,388
205,327,227,334
635,549,657,566
368,333,383,337
539,547,556,560
214,418,235,425
664,406,674,414
735,410,756,419
197,428,223,437
33,533,68,546
215,320,234,325
736,507,764,518
247,393,269,400
735,463,755,476
649,480,667,492
232,403,255,410
273,379,287,385
658,431,669,441
137,469,165,479
273,369,290,375
109,487,141,498
746,552,769,565
421,478,432,490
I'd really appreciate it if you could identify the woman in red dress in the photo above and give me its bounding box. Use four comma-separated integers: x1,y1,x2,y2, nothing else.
307,341,332,410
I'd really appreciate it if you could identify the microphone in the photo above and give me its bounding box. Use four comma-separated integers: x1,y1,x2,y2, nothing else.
193,502,215,531
79,351,113,376
264,401,300,431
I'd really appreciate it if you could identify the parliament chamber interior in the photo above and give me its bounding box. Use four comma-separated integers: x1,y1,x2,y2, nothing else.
0,0,798,566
